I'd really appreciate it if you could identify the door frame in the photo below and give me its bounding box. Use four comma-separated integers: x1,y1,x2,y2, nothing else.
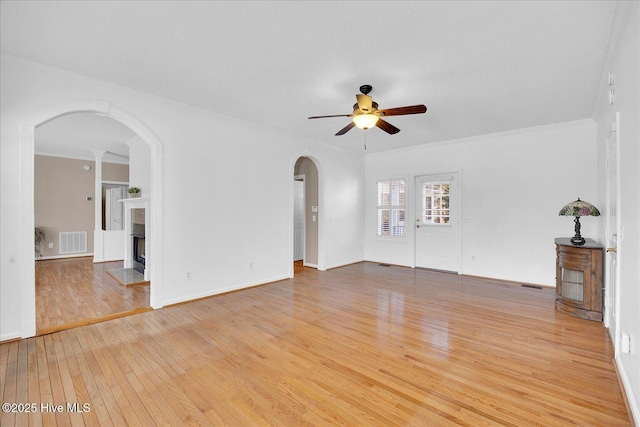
293,175,306,264
604,112,621,352
413,171,462,273
20,100,164,338
289,153,325,277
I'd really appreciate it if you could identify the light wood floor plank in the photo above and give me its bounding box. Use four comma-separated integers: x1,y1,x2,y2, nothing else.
71,327,120,426
35,258,150,334
1,262,631,426
3,342,19,427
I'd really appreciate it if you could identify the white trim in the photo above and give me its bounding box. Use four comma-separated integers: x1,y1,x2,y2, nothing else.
323,259,365,271
615,356,640,425
20,125,36,338
120,197,151,281
162,275,290,307
34,151,130,164
38,253,96,261
376,177,407,238
102,180,129,185
0,330,22,343
289,151,325,275
20,100,164,338
413,171,462,274
92,150,106,263
293,174,306,264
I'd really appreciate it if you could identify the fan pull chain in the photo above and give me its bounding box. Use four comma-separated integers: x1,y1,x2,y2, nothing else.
364,130,367,150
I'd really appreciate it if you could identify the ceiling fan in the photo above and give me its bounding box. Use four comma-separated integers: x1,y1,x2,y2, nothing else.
308,85,427,136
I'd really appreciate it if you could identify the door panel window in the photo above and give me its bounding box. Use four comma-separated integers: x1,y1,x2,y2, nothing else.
421,181,450,225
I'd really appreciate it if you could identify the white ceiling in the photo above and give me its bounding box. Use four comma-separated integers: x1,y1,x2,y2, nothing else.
1,1,618,154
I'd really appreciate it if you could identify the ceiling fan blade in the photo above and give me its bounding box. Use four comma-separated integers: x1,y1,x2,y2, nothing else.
375,118,400,134
335,122,355,136
308,113,353,119
356,94,373,113
378,104,427,116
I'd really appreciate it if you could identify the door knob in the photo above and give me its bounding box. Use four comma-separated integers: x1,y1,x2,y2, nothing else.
607,247,617,252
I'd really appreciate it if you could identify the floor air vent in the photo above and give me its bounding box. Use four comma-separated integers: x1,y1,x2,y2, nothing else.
521,284,543,290
379,263,392,267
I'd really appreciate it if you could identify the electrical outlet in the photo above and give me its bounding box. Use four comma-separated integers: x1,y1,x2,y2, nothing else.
185,272,192,280
621,332,631,353
48,242,53,249
249,262,253,270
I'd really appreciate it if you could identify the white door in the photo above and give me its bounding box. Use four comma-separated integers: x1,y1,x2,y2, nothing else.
107,186,126,230
293,179,305,261
415,173,461,272
604,113,620,346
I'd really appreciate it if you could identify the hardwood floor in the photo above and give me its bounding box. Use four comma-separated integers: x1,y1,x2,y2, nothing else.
35,258,150,335
2,262,629,426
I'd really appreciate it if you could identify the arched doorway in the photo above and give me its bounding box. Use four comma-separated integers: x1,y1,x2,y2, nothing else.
292,156,322,275
34,112,150,333
19,100,164,338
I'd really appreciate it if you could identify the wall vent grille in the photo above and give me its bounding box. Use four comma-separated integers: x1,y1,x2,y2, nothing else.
59,231,88,254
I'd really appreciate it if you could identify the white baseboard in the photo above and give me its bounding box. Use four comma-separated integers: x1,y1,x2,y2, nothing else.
0,330,21,343
38,253,93,261
162,274,290,307
324,258,365,270
616,356,639,425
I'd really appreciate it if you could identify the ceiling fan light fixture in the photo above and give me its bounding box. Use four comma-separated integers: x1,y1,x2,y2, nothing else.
353,114,379,130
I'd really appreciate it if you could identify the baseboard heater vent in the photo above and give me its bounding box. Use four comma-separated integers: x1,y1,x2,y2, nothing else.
59,231,88,254
521,284,543,290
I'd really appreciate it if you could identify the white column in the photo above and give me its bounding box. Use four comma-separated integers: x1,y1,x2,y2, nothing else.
91,150,106,262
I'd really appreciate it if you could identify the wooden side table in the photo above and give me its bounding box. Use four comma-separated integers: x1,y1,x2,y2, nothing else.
555,238,603,321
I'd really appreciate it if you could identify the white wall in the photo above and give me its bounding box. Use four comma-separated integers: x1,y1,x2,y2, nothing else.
365,120,599,286
127,135,151,196
594,2,640,421
0,55,365,340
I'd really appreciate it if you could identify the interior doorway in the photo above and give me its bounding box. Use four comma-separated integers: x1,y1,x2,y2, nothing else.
294,176,305,262
19,101,163,339
293,157,319,271
33,112,152,334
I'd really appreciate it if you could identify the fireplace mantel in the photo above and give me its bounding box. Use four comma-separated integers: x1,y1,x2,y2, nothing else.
120,197,150,280
120,197,149,208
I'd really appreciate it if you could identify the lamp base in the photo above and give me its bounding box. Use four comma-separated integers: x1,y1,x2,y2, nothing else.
571,216,585,245
570,236,586,246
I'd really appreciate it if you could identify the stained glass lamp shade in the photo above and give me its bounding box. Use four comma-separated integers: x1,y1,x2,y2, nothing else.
558,198,600,245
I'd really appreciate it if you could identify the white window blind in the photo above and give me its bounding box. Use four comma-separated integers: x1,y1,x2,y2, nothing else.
377,178,406,237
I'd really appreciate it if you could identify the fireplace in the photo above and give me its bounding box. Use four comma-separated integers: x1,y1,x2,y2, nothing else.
132,222,145,274
121,198,149,280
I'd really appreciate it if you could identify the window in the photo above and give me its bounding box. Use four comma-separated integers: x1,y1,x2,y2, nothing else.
377,179,406,237
421,181,450,225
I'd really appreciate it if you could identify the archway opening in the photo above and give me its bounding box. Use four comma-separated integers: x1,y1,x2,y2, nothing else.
293,157,319,273
33,112,152,334
19,101,164,339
